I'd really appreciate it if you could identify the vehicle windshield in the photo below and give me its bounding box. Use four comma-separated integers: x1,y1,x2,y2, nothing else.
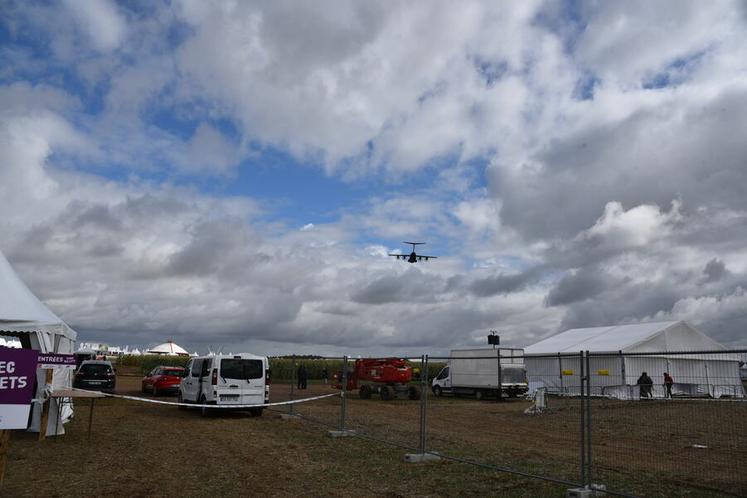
161,369,184,376
79,364,112,375
220,359,263,380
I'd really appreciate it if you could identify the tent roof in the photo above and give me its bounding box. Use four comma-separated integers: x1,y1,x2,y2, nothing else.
0,250,76,340
147,341,189,355
524,321,724,354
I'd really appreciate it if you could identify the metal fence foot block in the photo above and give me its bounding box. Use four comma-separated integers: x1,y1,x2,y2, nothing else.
566,488,592,498
403,452,441,463
590,484,606,496
566,485,606,498
280,413,302,421
327,429,356,438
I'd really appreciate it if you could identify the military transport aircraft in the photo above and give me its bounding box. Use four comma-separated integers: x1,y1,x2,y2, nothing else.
388,242,437,263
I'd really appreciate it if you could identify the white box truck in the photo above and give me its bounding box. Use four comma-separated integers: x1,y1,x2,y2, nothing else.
431,348,527,399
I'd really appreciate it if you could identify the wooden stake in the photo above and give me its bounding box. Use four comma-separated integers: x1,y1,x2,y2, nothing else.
38,369,54,441
88,398,95,443
0,430,11,485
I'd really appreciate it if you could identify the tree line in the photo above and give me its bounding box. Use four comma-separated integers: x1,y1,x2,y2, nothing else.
115,354,445,381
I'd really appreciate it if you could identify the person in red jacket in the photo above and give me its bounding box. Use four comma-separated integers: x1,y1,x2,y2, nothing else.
663,372,674,398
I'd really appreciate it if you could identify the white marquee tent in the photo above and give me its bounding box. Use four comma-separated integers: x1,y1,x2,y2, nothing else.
146,341,189,356
0,250,76,434
525,321,744,399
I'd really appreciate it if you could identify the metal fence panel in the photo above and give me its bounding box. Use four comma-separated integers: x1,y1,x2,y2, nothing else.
274,350,747,497
341,355,423,451
426,352,585,487
588,350,747,497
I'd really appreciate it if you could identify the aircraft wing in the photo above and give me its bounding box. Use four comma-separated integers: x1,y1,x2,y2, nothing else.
388,253,437,261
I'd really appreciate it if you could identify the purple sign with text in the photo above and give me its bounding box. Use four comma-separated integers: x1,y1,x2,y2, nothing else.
38,353,76,369
0,346,40,429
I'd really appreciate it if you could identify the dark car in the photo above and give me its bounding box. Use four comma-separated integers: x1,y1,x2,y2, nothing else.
141,366,186,396
74,360,116,391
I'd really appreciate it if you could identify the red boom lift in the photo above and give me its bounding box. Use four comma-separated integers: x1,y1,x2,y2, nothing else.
334,358,421,400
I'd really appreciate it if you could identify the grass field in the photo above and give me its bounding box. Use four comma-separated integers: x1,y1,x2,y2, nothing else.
3,372,745,497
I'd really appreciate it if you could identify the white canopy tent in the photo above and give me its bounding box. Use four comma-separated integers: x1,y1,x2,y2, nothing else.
525,321,744,399
0,250,77,434
146,341,189,356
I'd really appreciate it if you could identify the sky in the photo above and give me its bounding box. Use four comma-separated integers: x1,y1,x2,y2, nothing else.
1,0,746,356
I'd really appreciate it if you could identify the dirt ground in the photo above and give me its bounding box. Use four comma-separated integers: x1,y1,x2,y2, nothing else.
282,381,747,497
3,374,745,497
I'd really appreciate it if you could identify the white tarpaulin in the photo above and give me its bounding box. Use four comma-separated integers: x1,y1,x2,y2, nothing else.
524,321,744,399
0,249,77,434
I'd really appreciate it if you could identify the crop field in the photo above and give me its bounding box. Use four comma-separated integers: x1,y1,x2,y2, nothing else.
3,372,745,497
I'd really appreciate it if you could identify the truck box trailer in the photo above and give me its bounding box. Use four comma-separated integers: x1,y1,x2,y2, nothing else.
431,348,527,399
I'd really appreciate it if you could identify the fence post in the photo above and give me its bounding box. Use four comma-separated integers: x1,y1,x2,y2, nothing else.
290,354,296,416
497,350,503,401
558,353,564,394
419,354,428,454
585,350,592,488
339,355,348,431
579,351,586,487
404,355,439,463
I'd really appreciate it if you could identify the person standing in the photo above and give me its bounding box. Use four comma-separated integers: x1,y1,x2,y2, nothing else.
663,372,674,399
637,371,654,399
297,363,308,390
321,366,329,385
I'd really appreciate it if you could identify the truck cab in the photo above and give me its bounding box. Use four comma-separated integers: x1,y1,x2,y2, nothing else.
179,353,269,416
433,366,451,392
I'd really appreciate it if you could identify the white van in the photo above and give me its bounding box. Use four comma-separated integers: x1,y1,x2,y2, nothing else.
178,353,269,416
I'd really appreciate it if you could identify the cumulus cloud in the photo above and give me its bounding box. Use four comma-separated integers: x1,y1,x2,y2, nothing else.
650,287,747,348
172,1,560,174
453,198,500,235
703,258,727,283
173,123,244,174
582,201,681,248
351,269,444,305
469,267,543,298
61,0,128,53
545,266,613,307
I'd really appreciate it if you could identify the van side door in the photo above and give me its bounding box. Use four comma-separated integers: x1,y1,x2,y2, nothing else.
199,358,212,400
183,359,202,401
180,360,192,399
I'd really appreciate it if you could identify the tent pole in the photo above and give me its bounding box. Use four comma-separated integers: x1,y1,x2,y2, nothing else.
0,430,10,485
88,398,95,443
54,400,60,441
38,369,53,441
